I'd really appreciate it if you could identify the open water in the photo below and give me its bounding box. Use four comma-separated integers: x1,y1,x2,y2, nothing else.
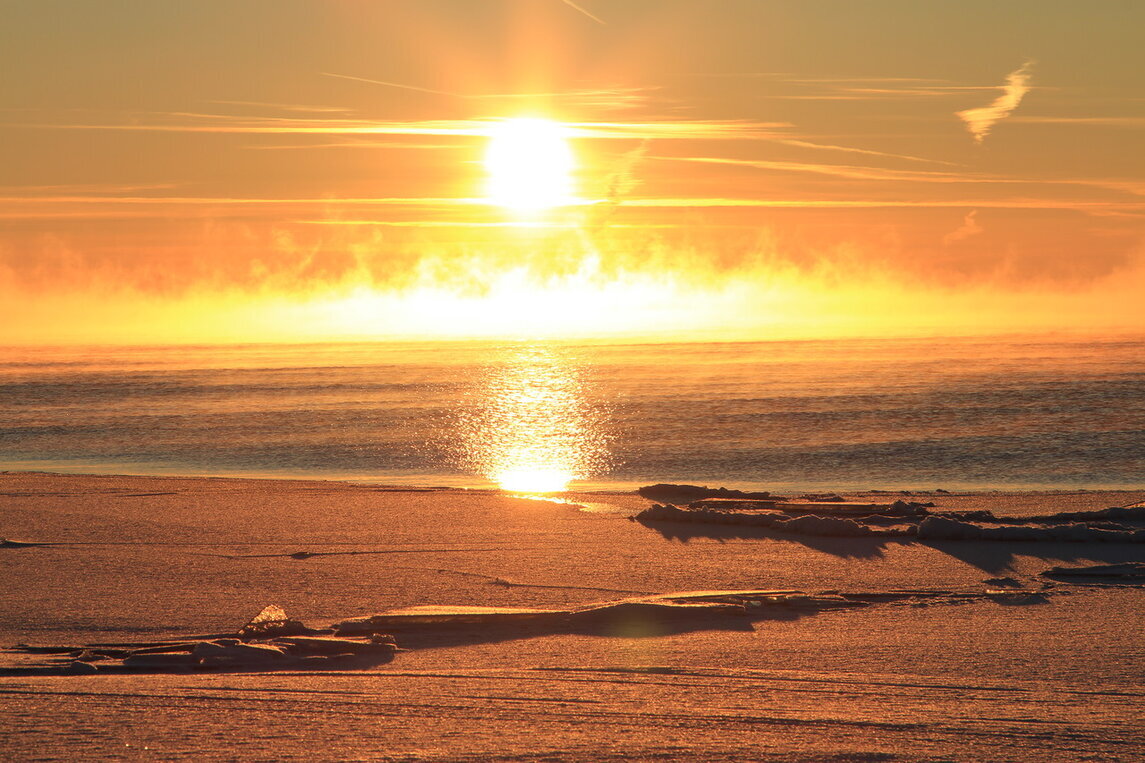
2,333,1142,492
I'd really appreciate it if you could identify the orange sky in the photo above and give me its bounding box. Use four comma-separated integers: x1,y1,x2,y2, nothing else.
2,0,1143,343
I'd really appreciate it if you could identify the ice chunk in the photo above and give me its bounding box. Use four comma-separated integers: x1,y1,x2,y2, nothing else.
636,502,1145,543
238,605,307,637
272,635,396,656
637,484,778,503
123,653,200,669
1043,563,1145,580
197,642,289,667
778,514,883,537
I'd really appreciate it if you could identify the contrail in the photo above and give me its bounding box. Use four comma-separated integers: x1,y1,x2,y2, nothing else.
559,0,605,25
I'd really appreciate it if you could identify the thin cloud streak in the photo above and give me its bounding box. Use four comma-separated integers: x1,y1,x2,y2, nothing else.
689,73,1003,101
17,114,790,140
567,120,790,139
0,195,484,206
798,84,1005,101
297,220,710,229
297,220,577,229
323,72,459,97
1012,116,1145,127
208,100,353,114
658,154,1145,203
775,139,961,166
324,72,649,110
3,195,1140,223
244,140,460,151
843,86,1002,97
621,198,1145,212
0,196,486,220
688,74,950,83
0,183,180,195
657,155,978,183
558,0,605,25
957,60,1035,143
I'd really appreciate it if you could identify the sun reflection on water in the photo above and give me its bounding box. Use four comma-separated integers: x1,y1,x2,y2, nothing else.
459,345,611,493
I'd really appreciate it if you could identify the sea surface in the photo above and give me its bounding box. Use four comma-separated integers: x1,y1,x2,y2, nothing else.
2,333,1143,492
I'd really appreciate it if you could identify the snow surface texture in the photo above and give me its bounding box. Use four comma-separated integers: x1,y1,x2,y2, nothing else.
4,474,1145,761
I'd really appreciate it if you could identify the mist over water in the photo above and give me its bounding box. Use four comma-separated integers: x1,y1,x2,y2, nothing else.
2,334,1142,492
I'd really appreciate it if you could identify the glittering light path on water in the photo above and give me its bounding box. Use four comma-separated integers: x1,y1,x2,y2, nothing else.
458,344,611,493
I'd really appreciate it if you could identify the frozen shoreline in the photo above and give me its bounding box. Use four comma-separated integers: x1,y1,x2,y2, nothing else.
3,471,1144,761
8,461,1145,496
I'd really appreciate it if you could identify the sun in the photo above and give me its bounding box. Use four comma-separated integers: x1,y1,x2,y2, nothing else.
484,117,576,213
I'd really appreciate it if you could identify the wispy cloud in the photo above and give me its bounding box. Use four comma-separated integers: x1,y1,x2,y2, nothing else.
323,73,459,97
957,60,1035,144
244,140,459,151
2,193,1141,226
0,195,485,222
1011,116,1145,127
656,155,976,184
324,72,648,111
558,0,604,25
619,198,1145,213
14,112,789,140
18,112,494,136
775,139,961,166
689,73,1003,101
606,140,649,199
0,183,179,195
655,153,1145,207
208,100,353,114
568,120,789,139
943,210,983,245
841,86,1002,98
689,74,949,83
297,219,586,229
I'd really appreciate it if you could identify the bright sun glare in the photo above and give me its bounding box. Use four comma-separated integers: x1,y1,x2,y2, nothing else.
496,467,573,494
484,118,576,212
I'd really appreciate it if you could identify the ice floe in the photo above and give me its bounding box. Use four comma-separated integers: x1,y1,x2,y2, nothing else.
633,488,1145,544
3,605,398,676
4,587,1058,676
1042,562,1145,583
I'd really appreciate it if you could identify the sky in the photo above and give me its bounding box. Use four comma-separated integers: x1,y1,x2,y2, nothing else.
2,0,1144,343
